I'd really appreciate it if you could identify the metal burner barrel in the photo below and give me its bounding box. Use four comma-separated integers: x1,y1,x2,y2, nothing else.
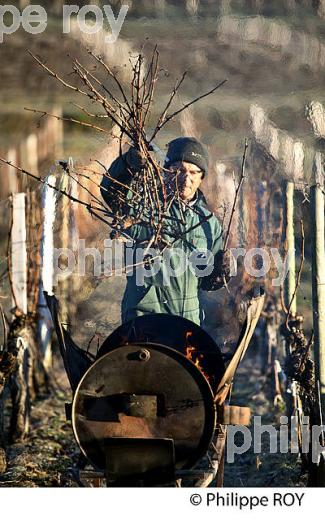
72,342,216,485
98,314,225,390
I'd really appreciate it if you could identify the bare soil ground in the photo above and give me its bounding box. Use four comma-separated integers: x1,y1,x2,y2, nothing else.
0,350,307,488
0,357,77,488
224,357,307,487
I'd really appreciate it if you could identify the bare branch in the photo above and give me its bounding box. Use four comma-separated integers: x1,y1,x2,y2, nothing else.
0,157,112,227
150,71,188,142
150,78,227,142
224,139,249,250
24,107,110,135
24,48,229,256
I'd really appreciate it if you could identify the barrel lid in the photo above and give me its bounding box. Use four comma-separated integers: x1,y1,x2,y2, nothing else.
72,342,216,473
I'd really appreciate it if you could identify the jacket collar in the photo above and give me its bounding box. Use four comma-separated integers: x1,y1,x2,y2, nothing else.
185,189,207,207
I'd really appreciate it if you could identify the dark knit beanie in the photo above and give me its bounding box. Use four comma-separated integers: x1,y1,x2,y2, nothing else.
164,137,209,177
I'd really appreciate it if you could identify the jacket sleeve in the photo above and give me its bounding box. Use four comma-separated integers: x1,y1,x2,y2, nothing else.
100,152,132,211
200,218,230,292
211,218,223,256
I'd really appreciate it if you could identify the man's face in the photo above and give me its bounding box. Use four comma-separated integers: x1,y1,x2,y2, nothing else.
166,161,204,201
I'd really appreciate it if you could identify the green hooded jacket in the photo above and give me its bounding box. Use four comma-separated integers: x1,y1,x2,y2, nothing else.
101,152,223,325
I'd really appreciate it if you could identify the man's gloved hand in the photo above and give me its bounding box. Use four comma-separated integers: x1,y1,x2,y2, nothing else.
126,147,147,171
200,249,234,292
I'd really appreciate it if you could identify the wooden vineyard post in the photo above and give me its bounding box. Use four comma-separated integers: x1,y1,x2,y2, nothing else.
20,134,38,192
58,168,75,329
311,151,325,485
318,1,325,19
69,172,80,322
311,152,325,456
10,195,30,440
306,101,325,140
154,0,166,17
57,172,68,327
38,175,57,371
305,102,325,484
7,148,19,195
52,106,64,159
55,160,80,330
6,192,49,441
11,194,28,314
219,0,231,14
186,0,199,17
284,180,296,316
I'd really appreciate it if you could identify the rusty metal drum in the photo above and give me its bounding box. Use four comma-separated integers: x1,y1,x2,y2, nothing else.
98,314,225,391
72,342,216,480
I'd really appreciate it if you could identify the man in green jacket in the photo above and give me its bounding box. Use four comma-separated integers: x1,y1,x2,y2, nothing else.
101,137,229,326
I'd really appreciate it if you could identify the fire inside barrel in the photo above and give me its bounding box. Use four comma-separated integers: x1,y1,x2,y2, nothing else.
185,331,211,383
